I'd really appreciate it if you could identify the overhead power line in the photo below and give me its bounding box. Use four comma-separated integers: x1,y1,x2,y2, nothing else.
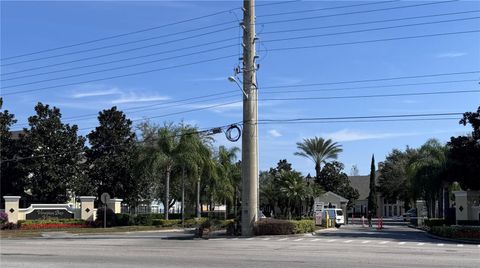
259,89,480,101
1,27,239,67
0,0,295,61
259,0,398,18
259,0,458,25
0,53,238,96
261,10,480,35
257,117,460,125
2,43,238,89
1,37,238,77
261,30,480,53
262,70,480,89
4,12,477,81
261,79,479,94
262,16,480,43
258,112,464,123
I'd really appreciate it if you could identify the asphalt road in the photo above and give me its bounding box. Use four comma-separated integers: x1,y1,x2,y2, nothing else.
1,223,479,268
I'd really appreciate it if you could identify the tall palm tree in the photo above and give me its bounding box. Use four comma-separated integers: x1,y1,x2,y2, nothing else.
295,137,343,178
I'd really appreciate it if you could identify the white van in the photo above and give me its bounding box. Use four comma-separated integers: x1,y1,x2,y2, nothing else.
323,208,345,228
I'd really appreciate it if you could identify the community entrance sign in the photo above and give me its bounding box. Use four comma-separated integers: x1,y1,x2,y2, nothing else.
26,209,74,220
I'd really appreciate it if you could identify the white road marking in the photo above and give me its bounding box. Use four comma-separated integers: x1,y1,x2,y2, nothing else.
478,245,480,248
361,240,370,244
437,243,444,247
344,240,353,243
417,243,425,246
246,238,254,241
327,239,337,243
398,242,406,245
278,238,288,241
311,238,321,242
262,238,270,241
293,238,304,242
379,241,389,244
457,244,464,247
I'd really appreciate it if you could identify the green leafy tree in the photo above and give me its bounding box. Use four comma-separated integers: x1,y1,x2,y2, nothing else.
0,98,26,205
295,137,342,179
447,106,480,190
215,146,240,219
19,103,87,203
86,107,137,205
367,155,377,214
316,161,359,209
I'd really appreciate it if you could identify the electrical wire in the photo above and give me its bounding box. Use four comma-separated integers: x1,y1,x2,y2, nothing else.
261,79,479,94
2,43,239,89
0,53,238,96
262,16,480,43
259,89,480,101
261,10,480,35
258,0,458,25
261,29,480,53
1,27,239,67
257,117,460,125
1,37,238,77
0,0,295,61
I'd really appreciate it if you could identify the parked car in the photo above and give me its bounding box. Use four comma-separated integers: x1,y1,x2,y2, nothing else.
402,208,417,221
323,208,345,228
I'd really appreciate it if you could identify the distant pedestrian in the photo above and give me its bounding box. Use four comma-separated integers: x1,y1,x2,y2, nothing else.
367,211,372,227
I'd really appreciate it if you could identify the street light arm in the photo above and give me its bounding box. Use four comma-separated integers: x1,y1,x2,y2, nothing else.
228,76,248,98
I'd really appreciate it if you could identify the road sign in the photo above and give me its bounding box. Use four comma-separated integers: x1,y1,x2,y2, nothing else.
101,193,110,204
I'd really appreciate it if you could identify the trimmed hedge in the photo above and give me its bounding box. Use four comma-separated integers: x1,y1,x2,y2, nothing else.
115,213,134,226
430,226,480,240
18,219,87,230
423,218,446,228
292,220,315,234
255,219,315,235
457,220,480,226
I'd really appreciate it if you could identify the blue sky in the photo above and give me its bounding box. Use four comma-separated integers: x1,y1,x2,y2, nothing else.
1,0,479,175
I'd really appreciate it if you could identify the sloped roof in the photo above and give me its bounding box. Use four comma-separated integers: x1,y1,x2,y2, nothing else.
348,171,380,201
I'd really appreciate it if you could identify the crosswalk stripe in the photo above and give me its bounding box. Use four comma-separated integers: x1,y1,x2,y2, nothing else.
344,240,353,243
327,239,337,242
417,243,425,246
398,242,406,245
294,238,304,242
232,238,238,240
361,240,370,244
379,241,389,244
312,238,321,242
278,238,288,241
457,244,464,247
437,243,444,247
246,238,254,241
262,238,270,241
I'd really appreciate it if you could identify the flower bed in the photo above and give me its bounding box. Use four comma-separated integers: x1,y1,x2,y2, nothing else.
21,223,88,230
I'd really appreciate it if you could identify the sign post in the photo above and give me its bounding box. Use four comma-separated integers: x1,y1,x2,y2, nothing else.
100,193,110,229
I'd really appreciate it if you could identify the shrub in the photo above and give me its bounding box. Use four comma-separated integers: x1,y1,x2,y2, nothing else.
423,218,446,228
1,222,19,230
255,219,295,235
457,220,480,226
18,219,85,225
115,213,134,226
134,214,153,226
0,212,8,225
291,219,315,234
95,208,116,227
430,226,480,240
150,213,164,220
184,218,207,228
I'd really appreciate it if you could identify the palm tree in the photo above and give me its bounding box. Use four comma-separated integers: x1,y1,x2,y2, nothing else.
295,137,343,179
215,146,240,219
278,171,308,219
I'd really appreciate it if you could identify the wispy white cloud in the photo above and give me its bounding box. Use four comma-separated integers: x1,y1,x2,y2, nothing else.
112,93,170,104
268,129,282,137
436,52,467,58
321,129,416,142
72,87,120,98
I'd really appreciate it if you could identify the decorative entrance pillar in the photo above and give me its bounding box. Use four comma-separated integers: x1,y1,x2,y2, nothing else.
78,196,96,221
107,198,123,214
3,196,20,223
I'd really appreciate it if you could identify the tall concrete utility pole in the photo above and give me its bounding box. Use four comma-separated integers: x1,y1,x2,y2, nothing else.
241,0,258,237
